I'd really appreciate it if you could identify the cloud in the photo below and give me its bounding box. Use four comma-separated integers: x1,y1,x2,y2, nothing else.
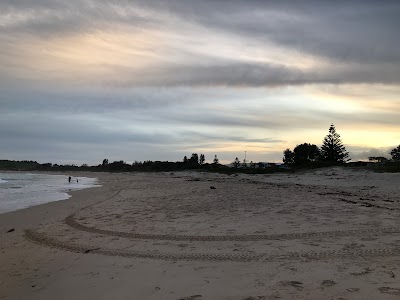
142,1,400,65
105,61,400,87
348,147,393,161
1,1,400,87
1,1,400,164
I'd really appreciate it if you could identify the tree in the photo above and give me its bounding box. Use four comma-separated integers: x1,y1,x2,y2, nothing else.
320,124,349,163
190,153,199,164
293,143,320,165
242,159,247,168
199,154,205,165
390,145,400,161
102,159,109,166
133,160,143,167
213,155,219,164
233,157,240,168
283,149,295,164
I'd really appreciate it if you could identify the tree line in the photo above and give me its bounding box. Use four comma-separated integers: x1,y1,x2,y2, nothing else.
283,124,349,166
282,124,400,167
0,154,223,173
1,124,399,173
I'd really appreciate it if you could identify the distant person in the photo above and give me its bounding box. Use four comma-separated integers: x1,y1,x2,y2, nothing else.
68,176,71,183
76,179,79,183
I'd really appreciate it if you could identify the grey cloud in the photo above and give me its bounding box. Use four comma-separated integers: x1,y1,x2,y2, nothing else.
0,1,159,36
348,147,393,161
2,86,398,136
1,1,400,87
0,114,172,145
178,131,284,144
306,108,400,127
1,1,399,164
108,61,400,87
0,86,193,114
0,137,177,165
0,108,284,164
140,0,400,65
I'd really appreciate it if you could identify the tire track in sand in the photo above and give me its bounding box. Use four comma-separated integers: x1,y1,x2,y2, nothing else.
25,229,400,262
65,214,400,242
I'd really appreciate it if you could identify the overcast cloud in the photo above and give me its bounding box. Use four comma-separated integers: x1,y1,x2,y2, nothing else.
0,1,399,164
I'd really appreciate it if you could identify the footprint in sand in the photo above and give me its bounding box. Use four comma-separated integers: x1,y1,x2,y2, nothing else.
321,280,337,287
177,295,202,300
350,267,372,276
378,287,400,295
279,280,304,291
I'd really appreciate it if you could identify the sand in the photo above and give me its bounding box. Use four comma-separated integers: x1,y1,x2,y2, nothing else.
1,167,400,299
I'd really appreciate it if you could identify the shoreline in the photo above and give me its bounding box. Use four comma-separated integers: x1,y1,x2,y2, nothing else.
0,171,101,215
1,168,400,299
0,172,105,231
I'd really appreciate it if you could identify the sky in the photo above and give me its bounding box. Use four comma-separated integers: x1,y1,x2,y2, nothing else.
1,0,399,165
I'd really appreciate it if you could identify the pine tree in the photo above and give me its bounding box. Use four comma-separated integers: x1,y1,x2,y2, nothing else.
320,124,349,163
233,157,240,168
213,155,219,164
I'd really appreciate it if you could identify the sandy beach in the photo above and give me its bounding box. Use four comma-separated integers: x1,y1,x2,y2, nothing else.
1,167,400,299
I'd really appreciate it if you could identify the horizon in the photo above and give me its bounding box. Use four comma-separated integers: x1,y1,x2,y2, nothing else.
1,1,399,165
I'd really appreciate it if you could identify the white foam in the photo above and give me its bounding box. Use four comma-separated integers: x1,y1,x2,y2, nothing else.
0,173,100,214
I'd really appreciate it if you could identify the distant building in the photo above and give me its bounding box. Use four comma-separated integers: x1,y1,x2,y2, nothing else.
257,162,275,168
225,161,290,169
348,161,374,167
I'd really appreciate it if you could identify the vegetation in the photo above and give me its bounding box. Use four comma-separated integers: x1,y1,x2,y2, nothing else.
0,157,291,175
242,159,247,168
199,154,205,165
284,124,348,166
320,124,349,163
189,153,199,164
284,144,321,167
390,145,400,161
293,143,320,165
233,157,240,168
1,125,397,174
283,148,295,165
213,155,219,164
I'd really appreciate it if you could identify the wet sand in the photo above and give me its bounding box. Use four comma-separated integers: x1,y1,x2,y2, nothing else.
1,168,400,299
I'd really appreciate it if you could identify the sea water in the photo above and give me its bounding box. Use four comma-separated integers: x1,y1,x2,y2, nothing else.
0,172,100,214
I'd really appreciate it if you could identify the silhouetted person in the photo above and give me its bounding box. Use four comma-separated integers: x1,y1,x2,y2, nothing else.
68,176,71,183
76,179,78,183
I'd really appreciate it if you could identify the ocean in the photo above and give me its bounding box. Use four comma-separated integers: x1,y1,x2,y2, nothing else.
0,172,100,214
